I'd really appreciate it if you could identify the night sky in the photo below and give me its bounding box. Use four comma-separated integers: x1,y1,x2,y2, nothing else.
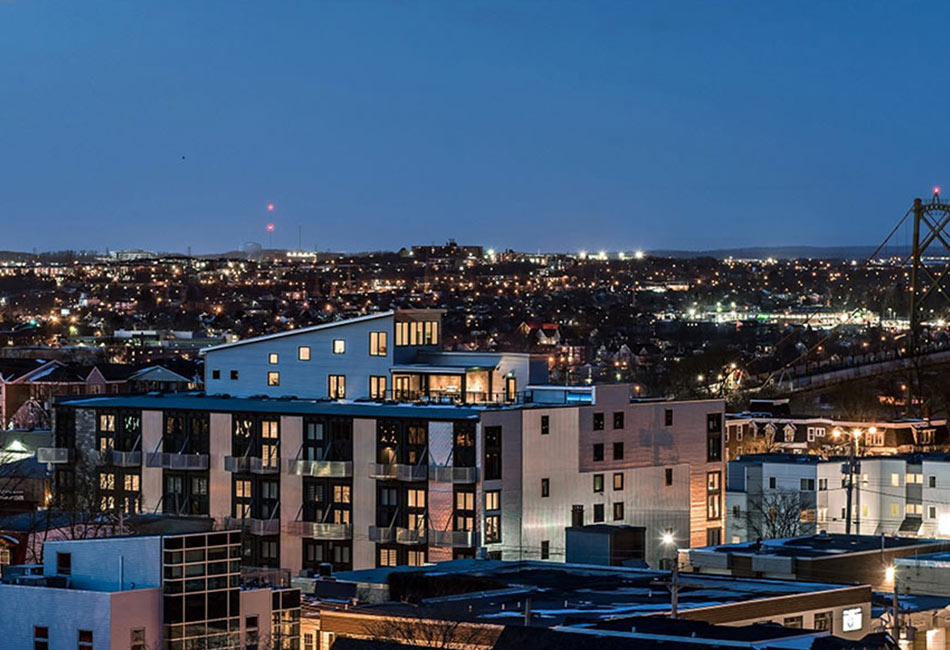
2,1,949,253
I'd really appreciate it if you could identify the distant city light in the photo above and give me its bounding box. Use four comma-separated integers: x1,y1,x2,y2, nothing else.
634,250,645,260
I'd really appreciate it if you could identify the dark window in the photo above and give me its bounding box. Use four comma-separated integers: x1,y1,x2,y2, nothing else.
931,475,938,488
541,478,550,498
707,431,722,462
664,409,673,426
665,468,673,486
484,426,502,480
540,540,550,560
707,413,722,433
800,478,815,491
613,412,624,429
613,442,624,460
540,415,550,435
78,630,93,650
613,502,624,520
593,474,604,493
593,412,604,431
33,626,48,650
571,505,584,526
814,611,832,631
593,503,605,522
211,369,220,380
230,370,239,380
593,443,604,462
56,552,71,575
706,527,722,546
769,476,776,489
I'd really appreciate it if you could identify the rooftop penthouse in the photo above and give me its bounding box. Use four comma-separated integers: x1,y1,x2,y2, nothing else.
201,309,550,405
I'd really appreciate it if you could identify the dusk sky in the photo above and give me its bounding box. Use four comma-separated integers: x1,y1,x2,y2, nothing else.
2,1,949,254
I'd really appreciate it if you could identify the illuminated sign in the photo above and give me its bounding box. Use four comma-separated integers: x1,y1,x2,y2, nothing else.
842,607,863,632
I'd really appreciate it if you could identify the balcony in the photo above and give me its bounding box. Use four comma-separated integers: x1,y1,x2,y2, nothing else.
368,526,427,545
428,530,479,548
429,465,478,484
225,456,280,474
369,463,428,482
37,447,73,464
146,452,210,470
286,459,352,478
110,450,142,467
291,521,353,540
225,516,280,536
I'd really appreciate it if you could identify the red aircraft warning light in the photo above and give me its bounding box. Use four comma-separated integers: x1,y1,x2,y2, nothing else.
266,223,275,232
267,203,275,211
935,186,941,196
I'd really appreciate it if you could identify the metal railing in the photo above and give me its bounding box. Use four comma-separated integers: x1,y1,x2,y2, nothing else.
225,516,280,536
428,529,478,548
110,450,142,467
368,526,427,544
429,465,478,484
37,447,73,464
286,459,352,478
146,452,210,470
224,456,280,474
369,463,428,481
291,521,353,540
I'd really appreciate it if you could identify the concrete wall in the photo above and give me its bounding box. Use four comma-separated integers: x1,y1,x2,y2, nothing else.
141,410,163,512
352,418,377,570
109,588,163,650
0,585,115,649
44,536,162,590
209,412,232,523
280,415,303,575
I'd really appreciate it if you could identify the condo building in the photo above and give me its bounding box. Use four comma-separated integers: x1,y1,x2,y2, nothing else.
40,310,725,574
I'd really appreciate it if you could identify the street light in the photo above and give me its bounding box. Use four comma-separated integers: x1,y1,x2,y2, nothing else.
661,531,679,618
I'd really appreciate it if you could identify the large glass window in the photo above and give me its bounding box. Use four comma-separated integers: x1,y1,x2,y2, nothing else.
370,331,388,356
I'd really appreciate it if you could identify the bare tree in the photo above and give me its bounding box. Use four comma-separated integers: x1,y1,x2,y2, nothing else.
739,489,812,540
362,610,499,649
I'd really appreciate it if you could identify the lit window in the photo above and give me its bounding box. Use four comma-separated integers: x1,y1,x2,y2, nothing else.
268,353,278,364
370,331,388,356
267,371,280,386
298,346,311,361
485,490,500,511
328,375,346,399
333,339,345,354
370,375,387,399
613,473,624,490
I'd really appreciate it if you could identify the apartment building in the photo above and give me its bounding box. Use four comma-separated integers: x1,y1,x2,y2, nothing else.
201,309,547,404
43,387,724,573
725,454,820,544
0,530,301,649
480,386,725,566
727,453,950,541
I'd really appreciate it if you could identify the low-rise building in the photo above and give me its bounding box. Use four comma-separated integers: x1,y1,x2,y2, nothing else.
0,530,301,649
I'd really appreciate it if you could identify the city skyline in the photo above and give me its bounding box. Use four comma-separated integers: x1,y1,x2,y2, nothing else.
4,2,950,252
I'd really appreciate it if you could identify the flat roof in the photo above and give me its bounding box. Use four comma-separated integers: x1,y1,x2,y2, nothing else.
319,559,858,627
694,533,944,558
57,393,481,420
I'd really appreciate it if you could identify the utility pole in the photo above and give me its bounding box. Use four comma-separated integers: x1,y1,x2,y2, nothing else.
892,577,900,640
670,560,679,618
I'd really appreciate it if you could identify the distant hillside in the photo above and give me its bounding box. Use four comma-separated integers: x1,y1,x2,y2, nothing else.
647,245,912,260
